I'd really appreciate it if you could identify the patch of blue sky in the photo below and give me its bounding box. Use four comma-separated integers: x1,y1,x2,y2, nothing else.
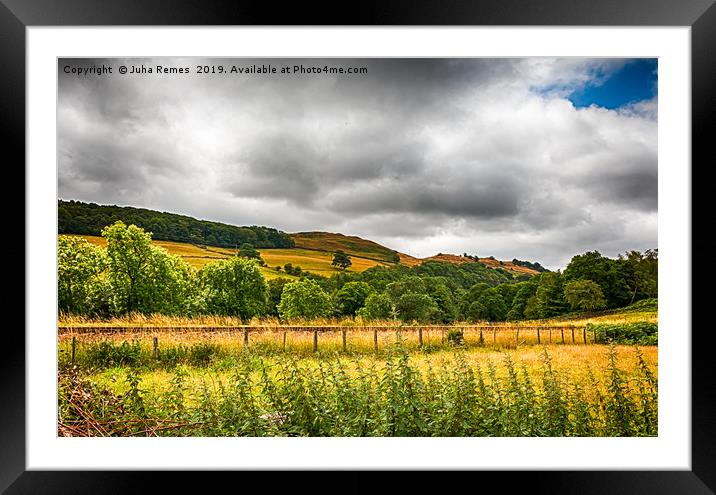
568,59,657,109
531,59,657,110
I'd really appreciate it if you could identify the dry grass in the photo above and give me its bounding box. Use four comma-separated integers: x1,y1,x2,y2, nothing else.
290,231,401,263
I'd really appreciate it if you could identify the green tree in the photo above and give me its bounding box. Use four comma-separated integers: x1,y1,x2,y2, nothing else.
356,292,394,320
57,235,107,314
267,278,292,316
563,280,607,312
199,257,268,319
238,243,261,260
395,293,438,323
533,272,568,318
102,221,192,314
334,281,374,316
466,289,508,322
425,280,458,323
278,279,332,321
621,249,658,303
332,250,352,271
563,251,631,308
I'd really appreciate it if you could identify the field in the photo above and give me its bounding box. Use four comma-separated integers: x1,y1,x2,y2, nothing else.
71,235,387,280
58,311,658,437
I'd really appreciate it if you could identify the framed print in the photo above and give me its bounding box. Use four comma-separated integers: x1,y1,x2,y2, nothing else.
5,0,715,492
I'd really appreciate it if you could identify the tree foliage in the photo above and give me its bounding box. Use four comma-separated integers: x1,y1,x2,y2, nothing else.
564,280,607,312
58,236,107,314
59,199,294,249
334,281,373,316
199,257,268,319
102,221,193,314
277,279,333,321
331,250,352,271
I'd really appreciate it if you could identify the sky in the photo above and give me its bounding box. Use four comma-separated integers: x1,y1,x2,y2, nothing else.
58,58,657,270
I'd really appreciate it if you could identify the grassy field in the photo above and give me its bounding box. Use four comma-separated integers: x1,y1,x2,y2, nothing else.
290,231,401,263
70,235,387,279
58,340,657,437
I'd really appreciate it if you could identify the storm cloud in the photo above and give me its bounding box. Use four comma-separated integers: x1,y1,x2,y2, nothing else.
58,57,657,269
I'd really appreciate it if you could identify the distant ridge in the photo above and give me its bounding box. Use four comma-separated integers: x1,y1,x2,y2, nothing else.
59,199,542,276
58,200,294,249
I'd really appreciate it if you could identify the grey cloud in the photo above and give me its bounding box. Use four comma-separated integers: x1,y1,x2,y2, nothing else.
58,57,657,269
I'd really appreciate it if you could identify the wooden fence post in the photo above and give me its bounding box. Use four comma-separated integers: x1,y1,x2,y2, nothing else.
583,327,587,345
243,328,249,348
549,328,552,344
560,328,565,345
418,327,423,348
537,327,541,345
342,329,347,352
313,329,318,353
71,336,76,364
373,328,378,352
479,327,484,345
515,327,520,347
153,336,159,359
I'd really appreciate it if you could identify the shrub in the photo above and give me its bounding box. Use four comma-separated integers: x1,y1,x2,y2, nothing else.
447,329,465,346
587,322,658,345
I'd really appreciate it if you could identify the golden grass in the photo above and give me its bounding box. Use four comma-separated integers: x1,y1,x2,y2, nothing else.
80,343,657,401
67,235,385,275
290,231,400,263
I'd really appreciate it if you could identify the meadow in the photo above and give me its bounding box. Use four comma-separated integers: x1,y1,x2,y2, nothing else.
58,319,658,437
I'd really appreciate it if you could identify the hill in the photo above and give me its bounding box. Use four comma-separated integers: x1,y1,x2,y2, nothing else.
71,235,388,280
58,200,294,249
59,200,543,278
290,232,401,264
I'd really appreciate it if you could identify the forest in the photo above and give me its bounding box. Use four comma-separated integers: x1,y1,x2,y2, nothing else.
58,200,295,249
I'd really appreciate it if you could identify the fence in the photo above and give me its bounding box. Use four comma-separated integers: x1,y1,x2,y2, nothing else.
59,324,600,362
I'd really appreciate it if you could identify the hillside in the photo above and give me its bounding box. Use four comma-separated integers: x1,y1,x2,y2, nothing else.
416,254,539,275
290,232,401,263
59,200,544,278
71,235,387,280
58,200,294,249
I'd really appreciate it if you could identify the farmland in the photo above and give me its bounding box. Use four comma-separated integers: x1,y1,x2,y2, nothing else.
58,311,658,437
72,235,389,280
57,220,659,438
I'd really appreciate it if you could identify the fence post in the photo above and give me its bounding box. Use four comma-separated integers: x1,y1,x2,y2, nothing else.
243,328,249,348
479,327,484,345
342,329,347,352
583,327,587,345
571,325,575,344
313,329,318,353
549,328,552,344
71,336,76,364
418,327,423,348
560,328,565,345
283,331,287,352
537,327,541,345
373,328,378,352
153,336,159,359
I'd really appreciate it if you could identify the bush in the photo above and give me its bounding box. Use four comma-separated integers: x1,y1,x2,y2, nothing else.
587,322,658,345
85,340,142,367
447,329,465,346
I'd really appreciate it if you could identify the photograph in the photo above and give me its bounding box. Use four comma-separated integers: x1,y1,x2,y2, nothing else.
56,56,659,438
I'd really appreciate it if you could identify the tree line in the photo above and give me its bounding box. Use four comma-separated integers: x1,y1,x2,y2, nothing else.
58,200,294,249
59,221,657,323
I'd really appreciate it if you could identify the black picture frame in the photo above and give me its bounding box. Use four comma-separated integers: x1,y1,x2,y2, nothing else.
5,0,714,492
